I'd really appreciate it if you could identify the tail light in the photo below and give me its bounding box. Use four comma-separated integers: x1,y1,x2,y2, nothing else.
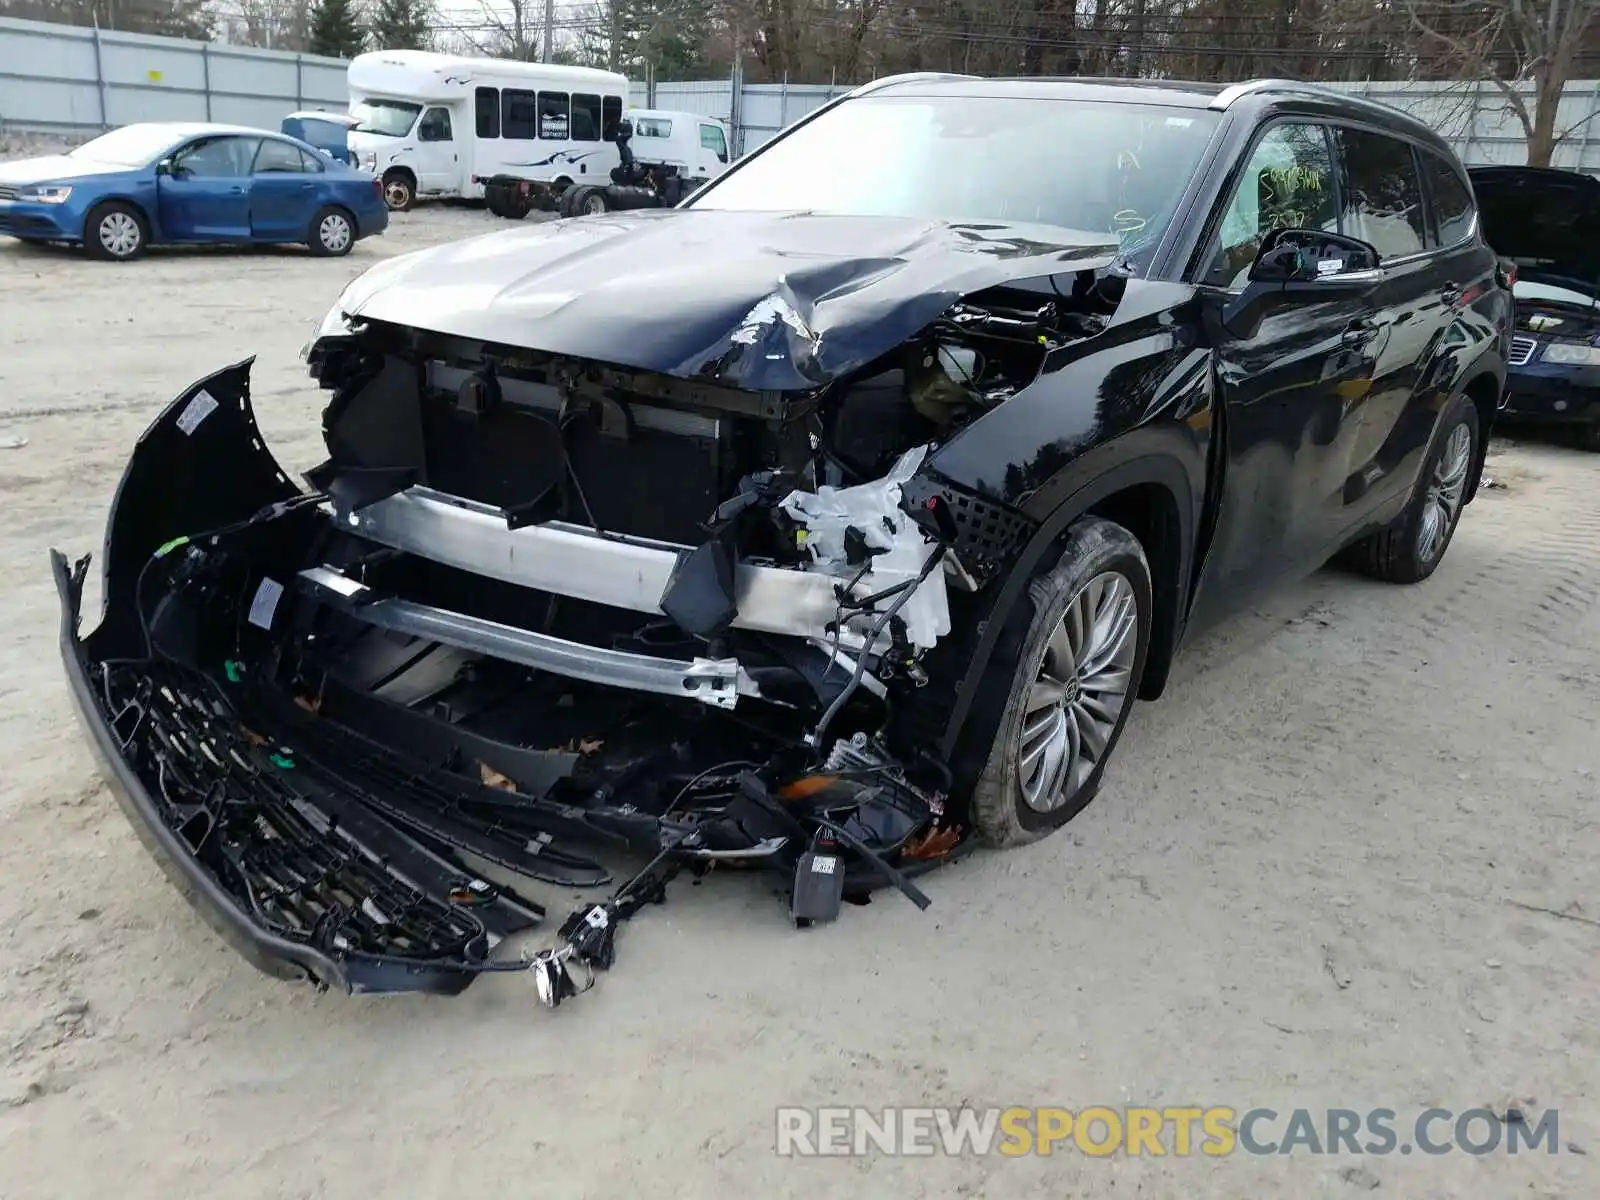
372,178,383,199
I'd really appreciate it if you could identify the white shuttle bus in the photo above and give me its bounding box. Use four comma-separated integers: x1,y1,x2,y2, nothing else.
346,50,630,211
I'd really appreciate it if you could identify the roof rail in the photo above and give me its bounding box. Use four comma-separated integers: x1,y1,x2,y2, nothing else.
847,72,979,98
1209,77,1412,117
1208,79,1308,109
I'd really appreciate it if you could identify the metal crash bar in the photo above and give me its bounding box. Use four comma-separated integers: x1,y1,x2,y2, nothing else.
298,566,761,710
335,487,934,652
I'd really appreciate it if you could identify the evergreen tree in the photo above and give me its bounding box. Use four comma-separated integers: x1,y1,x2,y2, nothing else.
369,0,432,51
310,0,366,58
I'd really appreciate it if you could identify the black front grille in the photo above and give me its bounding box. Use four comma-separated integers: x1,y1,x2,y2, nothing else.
103,664,496,963
0,186,17,202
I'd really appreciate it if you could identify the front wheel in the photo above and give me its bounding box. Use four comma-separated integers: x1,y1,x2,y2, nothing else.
84,201,147,261
969,517,1152,847
381,171,415,212
308,207,355,257
1341,392,1479,583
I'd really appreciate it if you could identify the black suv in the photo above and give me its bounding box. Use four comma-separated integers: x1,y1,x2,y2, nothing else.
54,75,1511,1000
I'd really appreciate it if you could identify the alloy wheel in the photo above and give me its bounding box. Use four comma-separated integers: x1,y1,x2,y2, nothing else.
1016,571,1139,813
99,212,141,258
1417,423,1471,563
582,194,607,215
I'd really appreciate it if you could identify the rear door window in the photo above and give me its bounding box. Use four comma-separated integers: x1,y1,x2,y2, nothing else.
1333,127,1428,259
253,139,310,173
1419,151,1476,248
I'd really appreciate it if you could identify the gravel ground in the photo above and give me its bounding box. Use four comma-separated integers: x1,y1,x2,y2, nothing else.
0,202,1596,1200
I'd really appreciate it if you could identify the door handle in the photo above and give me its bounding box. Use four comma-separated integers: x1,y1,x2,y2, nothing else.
228,186,244,194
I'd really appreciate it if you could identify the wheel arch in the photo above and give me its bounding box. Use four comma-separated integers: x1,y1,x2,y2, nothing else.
82,195,153,243
934,444,1201,768
1456,368,1502,503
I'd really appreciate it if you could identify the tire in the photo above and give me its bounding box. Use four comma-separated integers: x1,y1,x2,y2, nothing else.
484,186,508,218
308,206,355,257
1341,391,1479,584
1571,421,1600,453
577,187,610,216
969,517,1152,847
562,185,594,218
381,170,415,212
500,191,532,220
83,201,147,261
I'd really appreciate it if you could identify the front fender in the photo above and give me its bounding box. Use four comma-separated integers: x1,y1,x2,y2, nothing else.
934,433,1207,766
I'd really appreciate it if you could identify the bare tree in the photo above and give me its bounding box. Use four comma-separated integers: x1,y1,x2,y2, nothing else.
472,0,542,58
1402,0,1600,165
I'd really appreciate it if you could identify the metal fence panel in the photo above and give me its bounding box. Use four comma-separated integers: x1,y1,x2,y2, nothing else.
5,13,1600,174
0,15,352,136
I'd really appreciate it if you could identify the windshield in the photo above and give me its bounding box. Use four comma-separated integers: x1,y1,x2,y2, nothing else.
688,95,1221,266
352,99,422,137
68,125,182,168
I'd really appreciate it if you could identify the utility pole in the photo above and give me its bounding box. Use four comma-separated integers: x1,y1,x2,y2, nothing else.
541,0,554,61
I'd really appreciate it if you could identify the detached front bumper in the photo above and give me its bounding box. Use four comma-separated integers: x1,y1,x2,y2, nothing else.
53,360,958,1003
53,551,355,991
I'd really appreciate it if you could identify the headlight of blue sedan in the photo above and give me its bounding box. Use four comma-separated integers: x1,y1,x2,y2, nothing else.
17,184,73,204
1539,341,1600,366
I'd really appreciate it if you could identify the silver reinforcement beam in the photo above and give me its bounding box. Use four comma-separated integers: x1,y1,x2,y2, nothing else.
297,566,760,709
335,487,932,651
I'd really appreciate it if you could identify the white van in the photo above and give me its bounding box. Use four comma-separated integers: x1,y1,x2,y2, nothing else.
346,50,630,210
626,109,733,185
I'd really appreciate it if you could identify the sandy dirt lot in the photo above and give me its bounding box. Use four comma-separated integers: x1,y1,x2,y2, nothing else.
0,201,1596,1200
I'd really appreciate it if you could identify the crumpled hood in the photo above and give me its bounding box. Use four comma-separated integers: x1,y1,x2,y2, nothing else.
336,208,1119,390
0,155,132,186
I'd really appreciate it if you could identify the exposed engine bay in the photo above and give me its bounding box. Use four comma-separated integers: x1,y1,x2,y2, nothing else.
56,236,1128,1005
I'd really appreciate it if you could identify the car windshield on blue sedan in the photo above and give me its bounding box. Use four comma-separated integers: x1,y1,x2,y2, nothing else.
68,124,182,168
352,99,421,137
688,95,1221,267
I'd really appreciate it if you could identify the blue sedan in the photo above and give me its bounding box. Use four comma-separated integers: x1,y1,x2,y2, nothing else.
0,121,390,261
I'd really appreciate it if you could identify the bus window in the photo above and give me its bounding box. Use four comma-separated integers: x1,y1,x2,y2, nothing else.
538,92,570,140
475,87,500,138
502,89,536,139
602,95,623,141
572,93,601,141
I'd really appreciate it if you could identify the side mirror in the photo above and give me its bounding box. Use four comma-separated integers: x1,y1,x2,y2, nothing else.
1250,228,1382,287
1222,228,1383,333
155,159,171,176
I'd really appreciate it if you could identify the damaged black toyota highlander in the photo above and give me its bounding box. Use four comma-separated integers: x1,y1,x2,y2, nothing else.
54,76,1510,1004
